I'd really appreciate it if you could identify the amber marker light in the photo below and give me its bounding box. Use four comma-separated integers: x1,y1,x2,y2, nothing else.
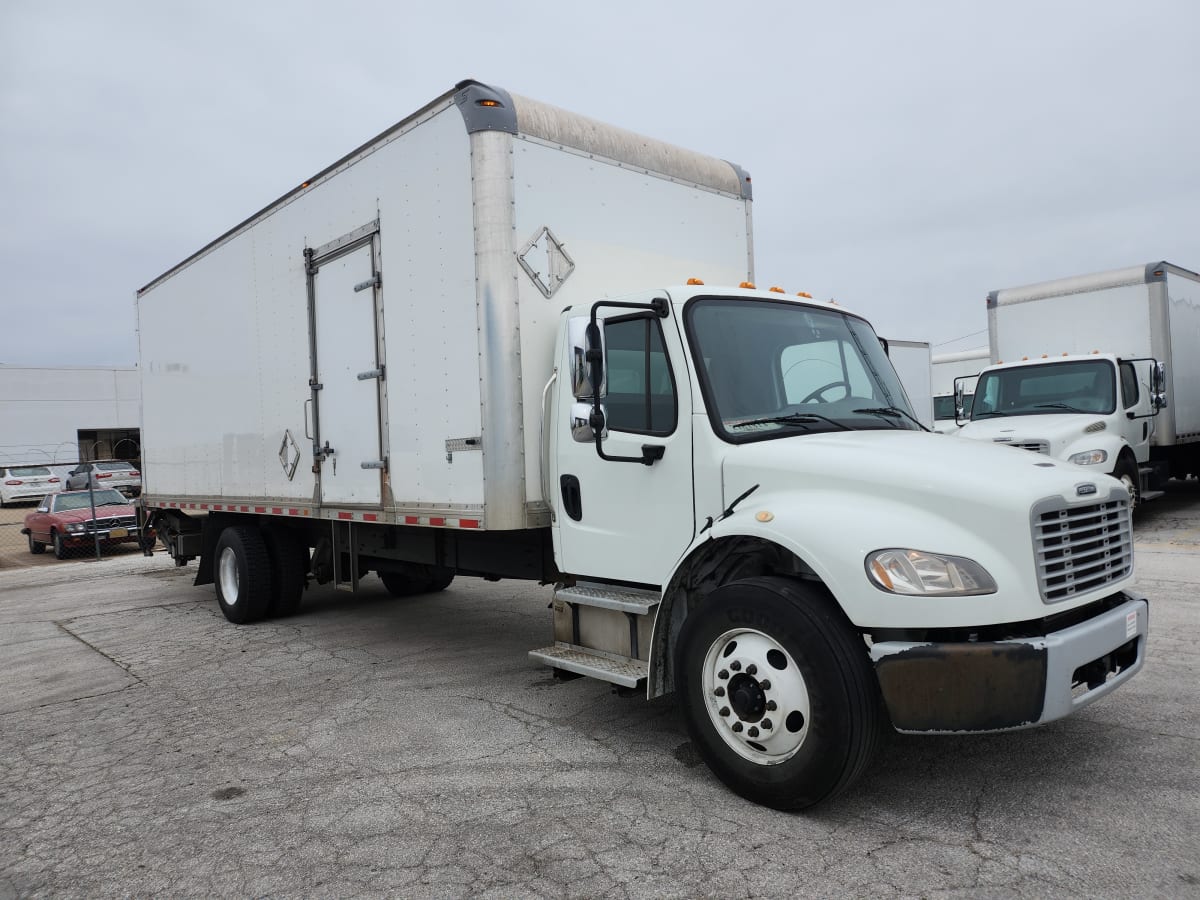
739,281,756,289
796,291,813,299
769,286,785,293
476,99,502,107
870,559,894,590
687,277,705,285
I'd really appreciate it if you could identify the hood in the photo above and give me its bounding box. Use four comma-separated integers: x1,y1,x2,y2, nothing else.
720,429,1103,513
51,503,134,524
956,413,1110,443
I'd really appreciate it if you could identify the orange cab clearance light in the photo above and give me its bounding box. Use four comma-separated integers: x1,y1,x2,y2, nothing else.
768,286,785,293
796,291,813,299
739,281,756,289
687,277,705,285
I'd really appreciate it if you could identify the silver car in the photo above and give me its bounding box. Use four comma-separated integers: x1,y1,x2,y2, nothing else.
64,461,142,497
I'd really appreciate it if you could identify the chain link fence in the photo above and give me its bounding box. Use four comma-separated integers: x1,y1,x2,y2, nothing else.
0,439,154,569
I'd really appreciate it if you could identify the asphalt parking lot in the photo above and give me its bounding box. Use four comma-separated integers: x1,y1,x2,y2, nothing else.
2,483,1197,898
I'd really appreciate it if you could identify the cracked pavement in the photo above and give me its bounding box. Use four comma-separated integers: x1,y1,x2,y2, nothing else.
1,482,1198,897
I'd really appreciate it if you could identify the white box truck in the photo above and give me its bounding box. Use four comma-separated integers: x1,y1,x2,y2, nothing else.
956,263,1200,505
883,339,933,430
136,81,1148,810
931,347,989,434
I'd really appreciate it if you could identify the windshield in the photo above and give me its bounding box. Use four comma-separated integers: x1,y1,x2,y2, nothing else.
54,489,127,511
685,297,920,441
972,360,1116,418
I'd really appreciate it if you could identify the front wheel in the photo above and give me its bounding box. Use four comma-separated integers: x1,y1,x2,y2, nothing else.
52,530,68,560
675,576,882,810
1113,459,1140,510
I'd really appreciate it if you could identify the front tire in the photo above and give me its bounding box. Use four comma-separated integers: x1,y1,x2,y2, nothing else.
675,576,882,810
1113,458,1140,510
52,530,68,560
214,526,273,624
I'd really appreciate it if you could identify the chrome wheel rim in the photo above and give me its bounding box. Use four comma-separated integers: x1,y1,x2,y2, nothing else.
218,547,240,605
701,628,811,765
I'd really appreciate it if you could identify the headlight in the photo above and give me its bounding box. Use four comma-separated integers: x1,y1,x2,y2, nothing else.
66,523,86,534
866,549,997,596
1068,449,1108,466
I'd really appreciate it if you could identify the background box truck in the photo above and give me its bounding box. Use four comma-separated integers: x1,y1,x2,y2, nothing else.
956,262,1199,505
931,347,989,433
136,81,1148,809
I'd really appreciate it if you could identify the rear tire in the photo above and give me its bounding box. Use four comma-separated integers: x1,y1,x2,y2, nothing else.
675,576,882,810
214,526,273,624
262,527,308,618
28,533,45,554
379,565,454,597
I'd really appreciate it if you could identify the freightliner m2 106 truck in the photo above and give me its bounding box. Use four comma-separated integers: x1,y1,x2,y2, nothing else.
136,81,1147,809
956,262,1200,506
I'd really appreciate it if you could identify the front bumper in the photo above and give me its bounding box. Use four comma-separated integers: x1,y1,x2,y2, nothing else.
61,527,154,546
871,591,1148,733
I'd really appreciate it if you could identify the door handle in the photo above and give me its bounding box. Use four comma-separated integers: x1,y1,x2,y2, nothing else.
560,474,583,522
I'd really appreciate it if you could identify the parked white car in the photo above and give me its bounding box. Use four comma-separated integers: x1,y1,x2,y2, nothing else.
0,466,62,506
64,461,142,497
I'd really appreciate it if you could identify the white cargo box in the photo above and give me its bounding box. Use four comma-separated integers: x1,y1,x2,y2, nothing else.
137,81,753,529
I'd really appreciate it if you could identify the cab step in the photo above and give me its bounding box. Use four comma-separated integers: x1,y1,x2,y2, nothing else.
528,643,648,688
1140,490,1165,502
556,582,660,614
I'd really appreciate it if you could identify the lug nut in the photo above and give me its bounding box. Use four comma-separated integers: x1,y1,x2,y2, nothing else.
760,680,771,690
730,661,742,672
748,727,759,738
761,718,773,730
714,686,726,697
718,669,729,680
766,700,777,711
731,722,743,733
719,706,730,717
746,664,757,675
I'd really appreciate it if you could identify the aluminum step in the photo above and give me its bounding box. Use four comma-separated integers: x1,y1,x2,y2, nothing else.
528,643,648,688
556,582,660,615
1140,490,1165,502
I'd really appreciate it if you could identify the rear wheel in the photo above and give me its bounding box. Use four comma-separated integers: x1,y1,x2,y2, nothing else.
675,576,882,810
214,526,273,624
262,527,308,618
28,532,45,554
379,565,454,597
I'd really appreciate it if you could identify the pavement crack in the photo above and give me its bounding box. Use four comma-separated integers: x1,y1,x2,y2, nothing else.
53,620,144,684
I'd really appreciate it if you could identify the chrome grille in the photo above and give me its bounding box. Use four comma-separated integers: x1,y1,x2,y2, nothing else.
1032,499,1132,603
995,438,1049,454
84,515,137,533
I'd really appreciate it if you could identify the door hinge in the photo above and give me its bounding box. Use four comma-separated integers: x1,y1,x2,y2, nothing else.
357,366,385,381
361,459,387,470
354,273,382,292
309,377,323,391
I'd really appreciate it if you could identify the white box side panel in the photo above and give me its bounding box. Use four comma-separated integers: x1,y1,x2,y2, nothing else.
931,351,990,395
510,140,750,501
1166,274,1200,438
377,111,483,507
139,106,482,505
993,283,1153,362
887,342,933,428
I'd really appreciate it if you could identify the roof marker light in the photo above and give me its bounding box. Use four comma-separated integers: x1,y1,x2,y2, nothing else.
687,277,704,285
739,281,756,289
476,99,502,108
769,286,785,293
796,291,813,299
1042,354,1048,358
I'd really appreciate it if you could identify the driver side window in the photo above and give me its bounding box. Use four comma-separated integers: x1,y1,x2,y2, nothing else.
781,340,870,403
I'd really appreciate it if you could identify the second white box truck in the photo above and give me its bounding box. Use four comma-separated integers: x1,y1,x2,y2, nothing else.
956,262,1200,505
135,81,1148,809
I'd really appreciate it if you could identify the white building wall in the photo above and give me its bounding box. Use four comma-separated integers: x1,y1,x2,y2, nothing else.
0,366,139,465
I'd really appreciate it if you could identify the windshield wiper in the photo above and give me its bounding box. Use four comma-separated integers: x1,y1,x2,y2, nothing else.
853,407,931,432
1033,402,1092,413
730,413,852,432
972,410,1008,419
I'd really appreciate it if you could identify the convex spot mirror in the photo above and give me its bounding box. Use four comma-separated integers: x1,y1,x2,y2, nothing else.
568,316,607,401
571,402,609,443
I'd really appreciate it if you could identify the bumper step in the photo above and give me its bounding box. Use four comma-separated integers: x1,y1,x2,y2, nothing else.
529,643,647,688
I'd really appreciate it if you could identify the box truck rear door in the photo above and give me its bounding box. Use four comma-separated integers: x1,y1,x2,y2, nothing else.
308,235,384,507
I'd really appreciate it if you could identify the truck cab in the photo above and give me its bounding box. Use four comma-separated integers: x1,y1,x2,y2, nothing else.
955,353,1168,505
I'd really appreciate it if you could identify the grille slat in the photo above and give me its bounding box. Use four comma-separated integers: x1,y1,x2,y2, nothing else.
1032,498,1132,602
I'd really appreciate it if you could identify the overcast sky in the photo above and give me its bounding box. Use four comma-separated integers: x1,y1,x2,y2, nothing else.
2,1,1196,367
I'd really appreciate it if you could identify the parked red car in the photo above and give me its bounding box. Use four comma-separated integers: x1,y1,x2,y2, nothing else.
22,489,154,560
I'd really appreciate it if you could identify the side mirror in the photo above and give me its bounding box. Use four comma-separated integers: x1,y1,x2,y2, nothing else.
571,401,608,443
1152,361,1168,410
568,317,606,400
953,379,967,423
